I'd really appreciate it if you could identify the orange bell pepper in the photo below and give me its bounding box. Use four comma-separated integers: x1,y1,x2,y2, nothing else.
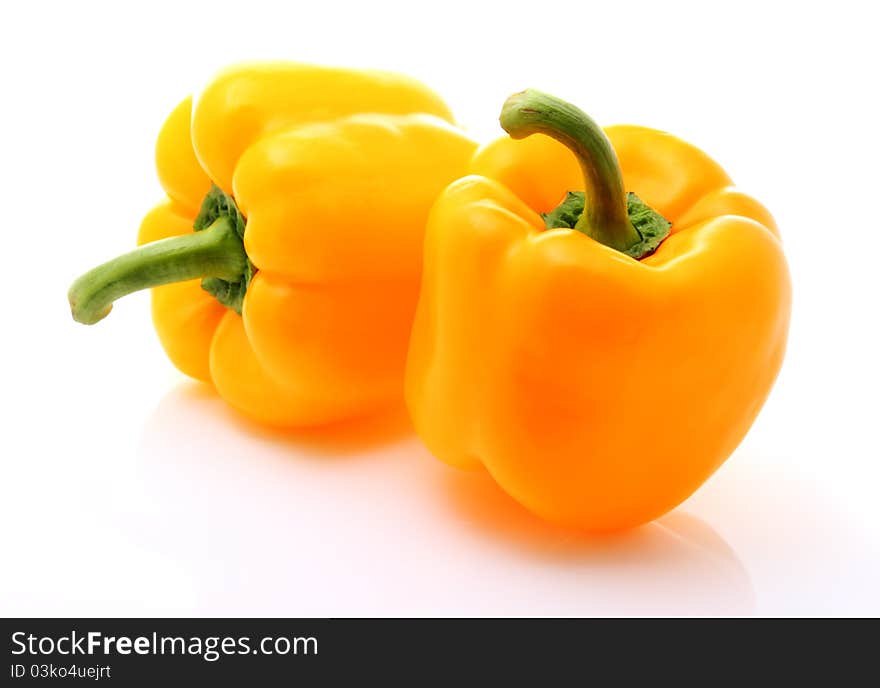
405,90,791,531
68,63,476,426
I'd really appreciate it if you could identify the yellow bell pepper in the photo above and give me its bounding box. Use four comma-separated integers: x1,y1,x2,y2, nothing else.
405,90,791,531
69,63,476,426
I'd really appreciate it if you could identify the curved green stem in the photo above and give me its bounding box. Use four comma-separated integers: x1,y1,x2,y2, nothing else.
68,217,247,324
500,89,642,253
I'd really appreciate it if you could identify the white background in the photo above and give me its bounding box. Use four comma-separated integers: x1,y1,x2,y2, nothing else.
1,0,878,616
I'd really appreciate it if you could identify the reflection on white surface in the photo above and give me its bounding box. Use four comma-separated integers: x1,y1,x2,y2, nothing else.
131,383,756,616
3,374,878,617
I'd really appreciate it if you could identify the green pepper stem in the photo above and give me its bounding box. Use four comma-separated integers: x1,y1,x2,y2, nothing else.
68,217,247,325
499,89,641,253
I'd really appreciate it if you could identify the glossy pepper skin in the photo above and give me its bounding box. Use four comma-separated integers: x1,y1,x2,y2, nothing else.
406,90,791,532
69,63,476,426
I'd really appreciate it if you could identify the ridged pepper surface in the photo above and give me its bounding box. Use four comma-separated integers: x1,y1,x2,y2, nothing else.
406,90,791,531
69,63,476,427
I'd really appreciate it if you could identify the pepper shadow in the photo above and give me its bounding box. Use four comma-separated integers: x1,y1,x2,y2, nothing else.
442,467,738,560
165,379,414,457
130,380,756,616
437,467,757,615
